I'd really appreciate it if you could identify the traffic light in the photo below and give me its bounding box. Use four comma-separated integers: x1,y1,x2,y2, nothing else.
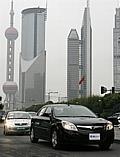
101,86,107,94
112,87,115,94
0,96,2,101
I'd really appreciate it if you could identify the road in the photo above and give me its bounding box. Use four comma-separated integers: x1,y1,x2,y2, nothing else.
0,123,120,157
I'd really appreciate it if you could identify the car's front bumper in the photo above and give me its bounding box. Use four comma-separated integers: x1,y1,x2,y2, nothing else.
59,128,114,146
5,126,30,134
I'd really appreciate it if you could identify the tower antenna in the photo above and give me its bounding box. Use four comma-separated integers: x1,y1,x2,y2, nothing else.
117,0,120,8
45,0,47,21
46,0,47,9
10,0,14,27
87,0,90,8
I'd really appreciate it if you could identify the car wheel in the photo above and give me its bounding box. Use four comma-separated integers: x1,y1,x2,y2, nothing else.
30,127,38,143
99,142,111,150
51,129,61,149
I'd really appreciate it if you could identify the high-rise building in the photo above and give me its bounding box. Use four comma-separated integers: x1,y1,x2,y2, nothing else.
2,0,18,110
113,7,120,91
19,7,47,107
67,29,80,101
80,0,92,97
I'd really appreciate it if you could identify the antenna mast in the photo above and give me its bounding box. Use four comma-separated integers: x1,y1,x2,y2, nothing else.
87,0,90,8
117,0,120,8
10,0,14,27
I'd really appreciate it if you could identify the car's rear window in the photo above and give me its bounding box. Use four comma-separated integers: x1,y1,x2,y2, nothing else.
7,112,30,119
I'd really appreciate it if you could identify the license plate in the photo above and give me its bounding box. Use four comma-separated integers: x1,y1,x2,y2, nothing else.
17,127,25,130
89,133,100,140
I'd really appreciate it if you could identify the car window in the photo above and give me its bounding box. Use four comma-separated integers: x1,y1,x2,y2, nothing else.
38,107,46,116
45,107,51,114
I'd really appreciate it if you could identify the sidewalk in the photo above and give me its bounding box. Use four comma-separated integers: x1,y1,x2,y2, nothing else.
114,126,120,144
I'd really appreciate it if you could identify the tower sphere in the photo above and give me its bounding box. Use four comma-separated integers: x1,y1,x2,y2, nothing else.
3,81,18,94
5,27,18,40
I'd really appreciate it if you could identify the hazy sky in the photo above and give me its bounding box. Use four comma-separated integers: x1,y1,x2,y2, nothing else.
0,0,119,100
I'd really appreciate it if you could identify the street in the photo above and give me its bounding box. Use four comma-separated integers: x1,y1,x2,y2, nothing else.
0,123,120,157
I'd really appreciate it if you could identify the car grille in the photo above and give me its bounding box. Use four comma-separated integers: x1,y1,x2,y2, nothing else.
15,123,28,126
77,124,105,132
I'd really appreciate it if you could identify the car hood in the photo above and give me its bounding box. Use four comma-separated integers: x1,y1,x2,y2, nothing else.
57,117,109,125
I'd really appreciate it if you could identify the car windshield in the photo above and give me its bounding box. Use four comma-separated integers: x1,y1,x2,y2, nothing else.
7,112,31,119
54,105,97,118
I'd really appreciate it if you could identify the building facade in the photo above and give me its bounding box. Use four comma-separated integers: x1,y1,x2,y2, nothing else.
113,8,120,91
67,29,80,101
19,8,47,107
80,2,92,97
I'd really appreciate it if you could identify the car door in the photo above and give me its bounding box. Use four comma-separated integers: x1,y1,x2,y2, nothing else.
36,107,52,140
33,107,47,139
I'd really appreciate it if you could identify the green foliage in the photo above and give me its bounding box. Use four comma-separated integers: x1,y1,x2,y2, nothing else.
25,93,120,118
68,93,120,117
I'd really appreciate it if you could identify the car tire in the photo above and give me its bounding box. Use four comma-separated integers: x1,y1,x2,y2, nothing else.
99,142,111,150
51,129,61,149
30,127,38,143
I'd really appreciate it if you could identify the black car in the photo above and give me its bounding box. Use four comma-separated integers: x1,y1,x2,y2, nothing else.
0,110,5,121
107,113,120,126
30,104,114,150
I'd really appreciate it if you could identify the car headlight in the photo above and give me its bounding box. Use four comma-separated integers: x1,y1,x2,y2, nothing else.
106,121,113,130
62,121,78,131
5,122,14,128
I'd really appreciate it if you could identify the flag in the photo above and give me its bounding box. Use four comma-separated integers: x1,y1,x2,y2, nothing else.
79,76,85,85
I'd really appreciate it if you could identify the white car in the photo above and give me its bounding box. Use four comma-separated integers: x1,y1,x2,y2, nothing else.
4,111,31,135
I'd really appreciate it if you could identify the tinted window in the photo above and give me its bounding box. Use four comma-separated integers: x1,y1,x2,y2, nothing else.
38,107,46,116
54,105,96,117
45,107,51,114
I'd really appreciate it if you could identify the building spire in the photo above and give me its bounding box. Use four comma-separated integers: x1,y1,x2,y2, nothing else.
87,0,90,8
117,0,120,8
46,0,47,9
10,0,14,27
45,0,47,21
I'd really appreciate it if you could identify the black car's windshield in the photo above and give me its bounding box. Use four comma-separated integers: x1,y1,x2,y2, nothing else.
54,105,97,118
7,112,31,119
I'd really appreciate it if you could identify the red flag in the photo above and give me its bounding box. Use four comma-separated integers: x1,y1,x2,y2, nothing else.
79,76,85,85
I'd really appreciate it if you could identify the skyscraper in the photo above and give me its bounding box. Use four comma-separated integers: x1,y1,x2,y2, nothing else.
80,0,92,97
113,7,120,91
2,0,18,110
19,7,47,107
67,29,80,101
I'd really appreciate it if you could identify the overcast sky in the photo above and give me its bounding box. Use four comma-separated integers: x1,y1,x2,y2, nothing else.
0,0,119,100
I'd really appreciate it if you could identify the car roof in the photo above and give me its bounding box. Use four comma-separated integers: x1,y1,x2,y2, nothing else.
7,111,28,114
41,104,84,108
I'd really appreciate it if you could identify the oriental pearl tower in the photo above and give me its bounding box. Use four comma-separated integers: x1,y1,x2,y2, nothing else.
2,0,18,110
